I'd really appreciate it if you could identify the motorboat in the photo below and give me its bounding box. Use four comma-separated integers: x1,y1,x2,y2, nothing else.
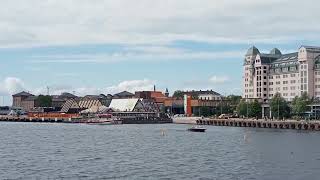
188,126,206,132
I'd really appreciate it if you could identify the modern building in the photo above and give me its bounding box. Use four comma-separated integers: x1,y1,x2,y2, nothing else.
243,46,320,102
179,90,223,101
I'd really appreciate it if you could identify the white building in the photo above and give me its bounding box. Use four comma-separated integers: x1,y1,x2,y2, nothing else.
197,90,222,101
243,46,320,102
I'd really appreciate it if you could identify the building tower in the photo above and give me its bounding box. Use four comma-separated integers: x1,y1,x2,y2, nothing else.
243,46,260,100
165,88,169,97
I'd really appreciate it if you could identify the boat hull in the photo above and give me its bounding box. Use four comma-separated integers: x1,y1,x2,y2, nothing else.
188,128,206,132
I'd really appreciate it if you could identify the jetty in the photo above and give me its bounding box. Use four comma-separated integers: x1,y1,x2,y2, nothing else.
196,118,320,131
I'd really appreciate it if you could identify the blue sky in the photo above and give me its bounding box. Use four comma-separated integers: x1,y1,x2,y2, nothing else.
0,0,319,105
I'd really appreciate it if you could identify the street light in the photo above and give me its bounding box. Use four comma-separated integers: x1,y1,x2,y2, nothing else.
278,97,280,120
246,101,249,119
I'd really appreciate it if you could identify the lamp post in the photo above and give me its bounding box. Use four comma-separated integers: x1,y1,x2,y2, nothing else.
278,98,280,120
246,100,249,119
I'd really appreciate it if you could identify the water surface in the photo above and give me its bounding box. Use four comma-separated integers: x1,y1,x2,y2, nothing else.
0,122,319,180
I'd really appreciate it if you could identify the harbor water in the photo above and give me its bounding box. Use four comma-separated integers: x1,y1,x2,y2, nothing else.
1,122,320,179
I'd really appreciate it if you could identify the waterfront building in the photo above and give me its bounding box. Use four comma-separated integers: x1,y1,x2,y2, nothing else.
12,91,38,112
243,46,320,102
197,90,223,101
164,90,227,115
109,98,145,112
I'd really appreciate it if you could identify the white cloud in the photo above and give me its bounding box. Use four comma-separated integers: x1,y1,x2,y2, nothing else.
29,49,243,64
34,79,155,96
0,77,25,95
0,0,319,48
209,75,230,84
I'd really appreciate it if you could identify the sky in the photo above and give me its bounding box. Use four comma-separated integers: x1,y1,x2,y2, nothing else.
0,0,320,105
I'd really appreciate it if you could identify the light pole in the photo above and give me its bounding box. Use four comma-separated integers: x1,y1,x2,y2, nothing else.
278,98,280,120
246,100,249,119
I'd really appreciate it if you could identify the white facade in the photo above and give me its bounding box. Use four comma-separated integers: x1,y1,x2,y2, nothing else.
243,46,320,102
198,94,222,101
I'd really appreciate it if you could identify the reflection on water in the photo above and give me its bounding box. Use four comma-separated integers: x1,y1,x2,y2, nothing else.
0,122,320,180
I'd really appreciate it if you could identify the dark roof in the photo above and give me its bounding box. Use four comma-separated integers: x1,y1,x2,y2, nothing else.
301,45,320,50
60,92,77,98
83,94,111,100
113,91,135,97
260,54,280,64
24,96,38,101
271,52,298,64
246,46,260,56
270,48,282,55
12,91,34,97
186,90,221,96
315,55,320,64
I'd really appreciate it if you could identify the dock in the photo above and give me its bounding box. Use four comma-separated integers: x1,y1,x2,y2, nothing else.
197,118,320,131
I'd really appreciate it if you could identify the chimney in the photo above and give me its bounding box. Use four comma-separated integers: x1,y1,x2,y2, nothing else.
154,85,156,92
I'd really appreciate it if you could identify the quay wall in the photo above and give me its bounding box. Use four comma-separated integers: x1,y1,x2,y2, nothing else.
0,115,172,124
197,118,320,131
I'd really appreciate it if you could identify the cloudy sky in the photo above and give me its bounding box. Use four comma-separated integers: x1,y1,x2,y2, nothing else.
0,0,319,105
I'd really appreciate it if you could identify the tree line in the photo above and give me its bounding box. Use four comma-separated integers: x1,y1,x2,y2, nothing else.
172,90,313,119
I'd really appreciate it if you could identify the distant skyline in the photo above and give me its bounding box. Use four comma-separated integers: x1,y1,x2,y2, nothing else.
1,0,320,105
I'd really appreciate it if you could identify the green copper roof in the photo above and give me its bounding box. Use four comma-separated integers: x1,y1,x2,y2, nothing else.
246,46,260,56
270,48,282,55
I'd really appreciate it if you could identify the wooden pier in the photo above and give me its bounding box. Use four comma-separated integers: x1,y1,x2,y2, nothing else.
0,116,72,123
196,118,320,131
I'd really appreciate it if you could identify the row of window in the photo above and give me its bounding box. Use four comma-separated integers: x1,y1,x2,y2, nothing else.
269,93,296,97
269,86,297,91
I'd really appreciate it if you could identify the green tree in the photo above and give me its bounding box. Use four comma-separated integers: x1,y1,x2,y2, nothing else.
248,100,262,118
291,93,310,117
172,90,184,99
227,95,242,112
270,93,290,119
37,95,52,107
237,100,248,117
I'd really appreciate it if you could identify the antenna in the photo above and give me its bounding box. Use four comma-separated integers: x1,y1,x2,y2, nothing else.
47,86,50,95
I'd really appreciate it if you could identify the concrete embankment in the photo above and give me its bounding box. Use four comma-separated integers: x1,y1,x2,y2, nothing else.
172,117,203,125
196,118,320,131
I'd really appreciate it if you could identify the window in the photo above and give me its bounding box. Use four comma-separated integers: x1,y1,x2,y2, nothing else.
283,87,288,90
283,81,288,84
269,82,274,85
290,67,296,71
291,74,296,77
290,86,296,90
276,81,281,85
290,80,296,84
